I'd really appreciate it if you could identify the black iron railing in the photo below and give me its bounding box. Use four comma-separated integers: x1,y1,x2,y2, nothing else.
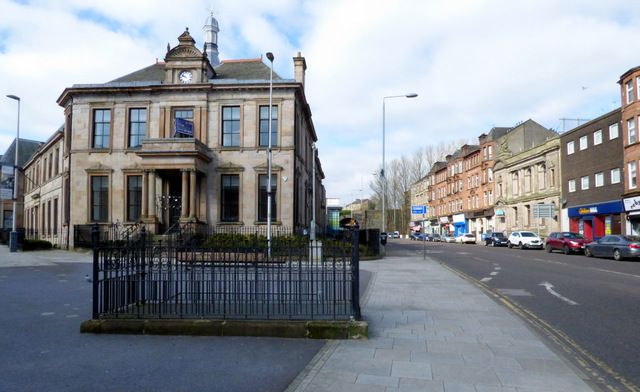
91,227,361,321
74,223,143,248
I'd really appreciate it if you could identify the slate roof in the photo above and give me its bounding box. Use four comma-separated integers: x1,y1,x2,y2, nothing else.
486,127,510,140
0,138,43,167
109,58,282,84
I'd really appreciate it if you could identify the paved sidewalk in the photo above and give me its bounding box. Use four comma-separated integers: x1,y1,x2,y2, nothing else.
288,256,595,392
0,245,92,268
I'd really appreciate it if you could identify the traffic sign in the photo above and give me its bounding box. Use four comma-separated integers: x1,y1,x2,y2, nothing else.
412,205,427,214
533,204,555,218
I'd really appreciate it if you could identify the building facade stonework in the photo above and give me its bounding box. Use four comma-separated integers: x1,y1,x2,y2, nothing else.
56,27,323,246
493,121,561,236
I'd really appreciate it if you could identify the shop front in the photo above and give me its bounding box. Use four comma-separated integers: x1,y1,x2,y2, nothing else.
568,201,623,241
623,196,640,235
452,213,466,237
438,216,450,235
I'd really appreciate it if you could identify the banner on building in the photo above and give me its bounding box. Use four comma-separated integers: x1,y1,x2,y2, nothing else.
174,117,194,137
0,164,14,200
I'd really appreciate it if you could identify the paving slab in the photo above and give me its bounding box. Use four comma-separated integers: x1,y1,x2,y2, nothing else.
287,255,595,392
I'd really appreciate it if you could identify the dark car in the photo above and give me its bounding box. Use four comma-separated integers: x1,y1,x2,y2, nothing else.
409,232,421,240
484,232,508,247
545,232,587,254
380,232,388,246
584,235,640,261
429,233,441,242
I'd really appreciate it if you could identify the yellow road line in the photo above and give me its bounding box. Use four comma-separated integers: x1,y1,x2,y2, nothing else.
438,262,640,392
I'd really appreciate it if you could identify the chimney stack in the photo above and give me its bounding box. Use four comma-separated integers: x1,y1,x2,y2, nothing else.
293,51,306,88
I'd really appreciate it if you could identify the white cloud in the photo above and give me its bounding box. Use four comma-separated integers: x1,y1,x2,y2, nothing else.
0,0,637,208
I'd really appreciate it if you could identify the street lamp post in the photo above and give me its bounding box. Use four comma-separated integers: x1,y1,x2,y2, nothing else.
311,143,317,241
266,52,274,258
382,93,417,237
6,94,20,252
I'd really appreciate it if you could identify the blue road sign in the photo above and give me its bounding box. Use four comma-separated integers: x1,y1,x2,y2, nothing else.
412,205,427,214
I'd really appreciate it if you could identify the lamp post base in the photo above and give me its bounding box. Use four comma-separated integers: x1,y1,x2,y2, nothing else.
9,231,19,252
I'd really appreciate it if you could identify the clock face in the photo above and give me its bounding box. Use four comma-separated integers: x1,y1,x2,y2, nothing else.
179,70,193,84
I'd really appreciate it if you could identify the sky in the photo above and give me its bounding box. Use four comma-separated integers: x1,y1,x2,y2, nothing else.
0,0,638,206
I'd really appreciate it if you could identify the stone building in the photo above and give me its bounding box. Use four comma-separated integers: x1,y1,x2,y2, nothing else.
23,129,66,247
560,109,623,240
409,175,430,233
619,66,640,234
56,18,324,246
492,120,560,236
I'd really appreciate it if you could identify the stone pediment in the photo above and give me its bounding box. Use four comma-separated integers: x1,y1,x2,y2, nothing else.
85,163,114,173
166,45,203,59
165,28,204,61
217,162,245,173
254,163,283,172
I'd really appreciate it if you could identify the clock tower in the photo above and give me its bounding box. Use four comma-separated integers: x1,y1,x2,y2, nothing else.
164,28,215,84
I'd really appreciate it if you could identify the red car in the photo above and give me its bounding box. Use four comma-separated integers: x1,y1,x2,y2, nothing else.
545,232,588,254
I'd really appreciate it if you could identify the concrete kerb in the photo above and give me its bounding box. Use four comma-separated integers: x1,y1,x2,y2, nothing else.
80,318,368,340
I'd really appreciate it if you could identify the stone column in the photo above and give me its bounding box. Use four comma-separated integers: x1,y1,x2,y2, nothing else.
148,170,156,220
181,169,189,218
189,170,197,219
142,170,149,218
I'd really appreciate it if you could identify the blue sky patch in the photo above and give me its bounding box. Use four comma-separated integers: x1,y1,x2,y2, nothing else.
0,30,9,54
76,9,122,32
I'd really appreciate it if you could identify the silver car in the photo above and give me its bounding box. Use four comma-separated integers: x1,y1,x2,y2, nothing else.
585,235,640,261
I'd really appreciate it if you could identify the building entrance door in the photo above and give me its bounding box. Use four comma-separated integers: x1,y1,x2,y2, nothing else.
157,171,182,233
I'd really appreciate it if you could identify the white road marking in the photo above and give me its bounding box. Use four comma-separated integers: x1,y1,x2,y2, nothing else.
539,282,579,306
494,267,501,270
588,268,640,279
490,272,499,276
480,277,492,282
41,312,55,316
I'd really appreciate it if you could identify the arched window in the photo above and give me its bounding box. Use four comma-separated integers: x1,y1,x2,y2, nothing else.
524,168,532,193
538,164,547,190
512,172,519,196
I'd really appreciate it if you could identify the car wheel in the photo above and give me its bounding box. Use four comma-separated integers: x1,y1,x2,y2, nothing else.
563,245,570,255
519,242,524,250
613,249,623,261
545,244,552,253
507,241,512,249
584,247,592,257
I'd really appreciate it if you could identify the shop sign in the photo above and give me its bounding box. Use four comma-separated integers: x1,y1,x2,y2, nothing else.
624,196,640,212
578,207,598,215
439,216,449,224
452,213,465,223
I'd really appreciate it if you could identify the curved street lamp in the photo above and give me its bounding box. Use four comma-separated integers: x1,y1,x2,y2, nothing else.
382,93,417,237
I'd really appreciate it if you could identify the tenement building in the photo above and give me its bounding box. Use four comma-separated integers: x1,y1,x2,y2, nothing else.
0,138,42,243
56,18,324,246
619,66,640,234
492,120,561,236
560,109,623,240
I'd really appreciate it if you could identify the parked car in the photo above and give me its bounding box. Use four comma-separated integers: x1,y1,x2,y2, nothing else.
380,232,388,245
429,233,441,242
507,231,543,249
409,232,421,240
485,232,508,247
455,233,476,244
584,235,640,261
545,232,587,254
391,231,400,239
442,235,456,243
